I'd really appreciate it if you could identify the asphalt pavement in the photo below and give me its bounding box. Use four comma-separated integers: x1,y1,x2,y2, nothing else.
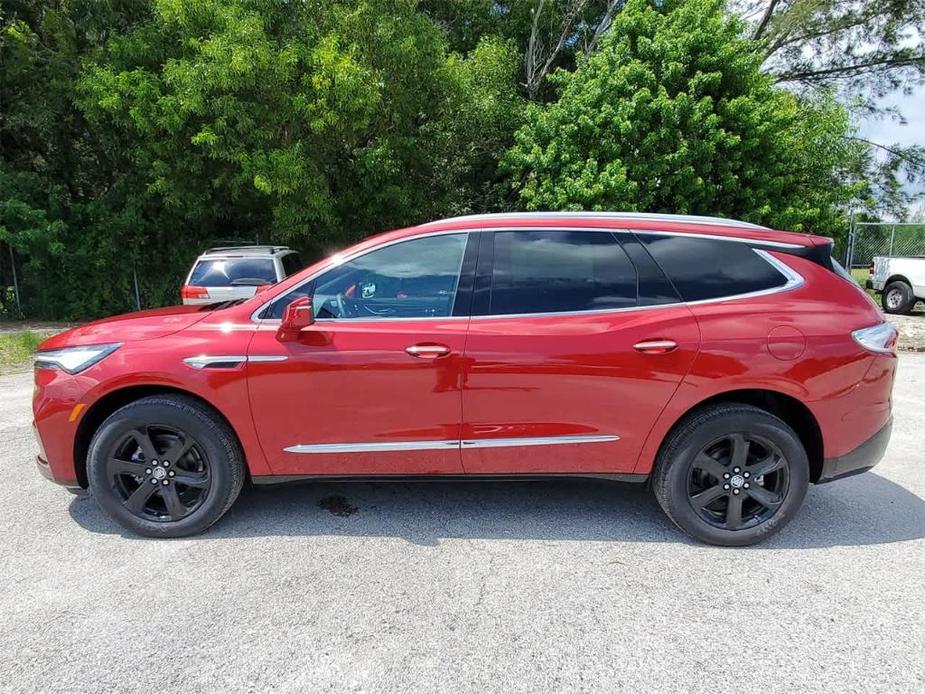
1,356,923,693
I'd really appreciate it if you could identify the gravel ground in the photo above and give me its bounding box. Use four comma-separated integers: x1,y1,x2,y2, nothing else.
1,357,923,693
891,309,925,351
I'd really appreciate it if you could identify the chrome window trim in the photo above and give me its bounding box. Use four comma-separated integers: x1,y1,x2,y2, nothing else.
250,226,805,323
283,434,620,454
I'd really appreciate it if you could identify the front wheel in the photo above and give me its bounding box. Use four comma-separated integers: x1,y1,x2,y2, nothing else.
87,395,245,537
652,404,809,546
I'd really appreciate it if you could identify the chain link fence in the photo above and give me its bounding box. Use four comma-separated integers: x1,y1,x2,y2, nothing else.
844,222,925,268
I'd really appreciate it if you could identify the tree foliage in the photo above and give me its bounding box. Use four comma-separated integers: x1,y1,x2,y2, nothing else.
0,0,919,319
503,0,867,233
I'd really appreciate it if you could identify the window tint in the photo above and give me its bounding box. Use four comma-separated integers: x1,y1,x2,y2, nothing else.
268,233,467,320
280,252,302,277
189,258,276,287
489,231,637,315
638,234,787,302
617,235,680,306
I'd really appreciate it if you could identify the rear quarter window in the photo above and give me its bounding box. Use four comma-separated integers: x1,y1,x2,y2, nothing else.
637,234,788,302
280,252,303,277
189,258,276,287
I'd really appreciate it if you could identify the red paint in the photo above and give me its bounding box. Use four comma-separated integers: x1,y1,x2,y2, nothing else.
33,214,895,489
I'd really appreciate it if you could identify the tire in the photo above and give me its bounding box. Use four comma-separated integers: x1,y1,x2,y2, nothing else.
881,280,916,315
87,395,245,537
652,404,809,546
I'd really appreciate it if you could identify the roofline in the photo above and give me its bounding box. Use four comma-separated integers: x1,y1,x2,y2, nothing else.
202,245,291,255
417,212,770,231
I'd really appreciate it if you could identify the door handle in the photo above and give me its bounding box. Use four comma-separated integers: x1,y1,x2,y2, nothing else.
405,343,451,359
633,339,678,354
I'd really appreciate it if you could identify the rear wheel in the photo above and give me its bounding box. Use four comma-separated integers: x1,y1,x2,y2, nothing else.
87,395,244,537
882,280,916,315
652,404,809,546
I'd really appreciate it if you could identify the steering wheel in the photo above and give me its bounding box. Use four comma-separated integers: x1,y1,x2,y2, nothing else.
334,293,359,319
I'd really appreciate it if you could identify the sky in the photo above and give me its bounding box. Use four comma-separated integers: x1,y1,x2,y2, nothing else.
859,87,925,202
859,89,925,149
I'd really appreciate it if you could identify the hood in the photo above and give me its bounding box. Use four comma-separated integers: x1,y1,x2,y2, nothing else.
39,305,214,349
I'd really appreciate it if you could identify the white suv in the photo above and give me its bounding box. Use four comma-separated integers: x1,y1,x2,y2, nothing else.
867,255,925,314
181,246,303,305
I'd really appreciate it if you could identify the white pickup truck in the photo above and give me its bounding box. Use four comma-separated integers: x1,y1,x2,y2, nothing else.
867,256,925,314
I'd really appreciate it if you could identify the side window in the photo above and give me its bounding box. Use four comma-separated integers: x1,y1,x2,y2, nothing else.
489,231,637,315
267,234,468,320
280,252,303,277
637,234,787,302
617,234,680,306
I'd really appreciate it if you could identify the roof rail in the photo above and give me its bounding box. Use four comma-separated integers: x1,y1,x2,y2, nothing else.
203,245,289,255
418,211,769,230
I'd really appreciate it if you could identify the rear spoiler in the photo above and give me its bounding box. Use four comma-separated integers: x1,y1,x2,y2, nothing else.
749,237,835,271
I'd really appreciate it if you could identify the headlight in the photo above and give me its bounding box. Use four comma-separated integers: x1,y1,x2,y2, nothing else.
34,343,122,374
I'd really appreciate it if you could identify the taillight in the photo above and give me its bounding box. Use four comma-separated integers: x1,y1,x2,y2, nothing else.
181,284,208,300
852,323,898,355
868,261,875,276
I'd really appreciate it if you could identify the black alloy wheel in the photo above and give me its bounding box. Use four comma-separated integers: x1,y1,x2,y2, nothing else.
687,433,789,531
88,395,244,537
652,403,809,546
105,425,211,522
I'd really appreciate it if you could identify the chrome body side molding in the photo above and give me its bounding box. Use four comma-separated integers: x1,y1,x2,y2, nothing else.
460,435,619,448
283,434,619,454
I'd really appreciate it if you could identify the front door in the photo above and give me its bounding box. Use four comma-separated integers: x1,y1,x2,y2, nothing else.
460,229,700,474
247,232,475,476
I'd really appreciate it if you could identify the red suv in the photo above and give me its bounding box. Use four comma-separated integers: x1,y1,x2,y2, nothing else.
33,213,897,545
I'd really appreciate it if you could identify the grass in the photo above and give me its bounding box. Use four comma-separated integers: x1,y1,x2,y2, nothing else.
0,331,44,372
850,267,879,301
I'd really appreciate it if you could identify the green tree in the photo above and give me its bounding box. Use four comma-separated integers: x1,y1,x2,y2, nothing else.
503,0,867,233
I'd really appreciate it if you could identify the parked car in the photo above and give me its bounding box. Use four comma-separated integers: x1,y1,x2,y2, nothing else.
33,212,897,546
867,255,925,314
181,245,303,304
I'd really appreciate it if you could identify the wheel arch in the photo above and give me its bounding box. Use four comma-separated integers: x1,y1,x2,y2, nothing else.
651,388,824,483
73,385,246,489
884,275,913,290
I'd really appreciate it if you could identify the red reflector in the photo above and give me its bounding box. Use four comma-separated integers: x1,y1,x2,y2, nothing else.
181,285,208,299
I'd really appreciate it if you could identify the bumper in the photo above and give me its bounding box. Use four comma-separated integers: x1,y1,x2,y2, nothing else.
35,455,85,494
817,417,892,483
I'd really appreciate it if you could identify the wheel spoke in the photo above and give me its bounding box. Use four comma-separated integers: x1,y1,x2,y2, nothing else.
163,437,193,464
690,483,727,509
124,481,158,513
724,493,744,529
693,453,727,480
171,469,208,488
729,434,749,469
159,485,187,519
108,458,145,478
129,428,159,462
749,454,784,479
746,484,783,511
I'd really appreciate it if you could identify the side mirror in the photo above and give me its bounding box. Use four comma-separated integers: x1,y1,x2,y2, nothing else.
276,296,313,342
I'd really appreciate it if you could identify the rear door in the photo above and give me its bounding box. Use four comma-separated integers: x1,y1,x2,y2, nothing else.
460,229,701,474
